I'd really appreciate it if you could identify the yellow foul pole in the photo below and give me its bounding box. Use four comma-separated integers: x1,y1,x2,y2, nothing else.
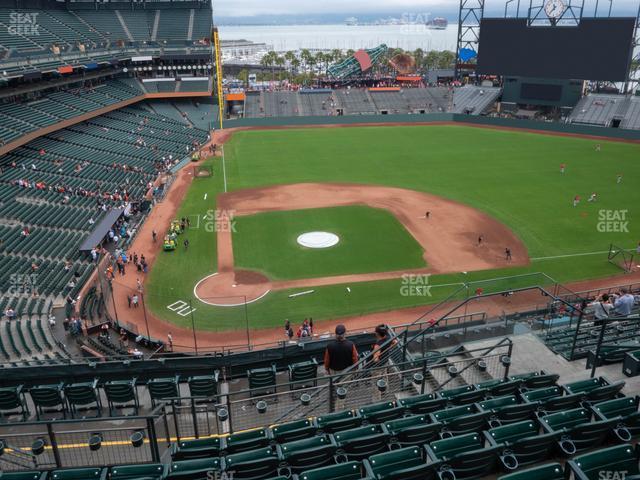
212,26,224,130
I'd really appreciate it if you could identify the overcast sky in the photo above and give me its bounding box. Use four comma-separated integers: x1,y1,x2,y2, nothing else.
216,0,459,17
215,0,638,17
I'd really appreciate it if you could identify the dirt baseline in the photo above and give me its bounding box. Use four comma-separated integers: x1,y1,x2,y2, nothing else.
194,182,530,302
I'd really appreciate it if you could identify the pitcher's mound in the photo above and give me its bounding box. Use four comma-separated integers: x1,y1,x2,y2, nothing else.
194,271,271,306
297,231,340,249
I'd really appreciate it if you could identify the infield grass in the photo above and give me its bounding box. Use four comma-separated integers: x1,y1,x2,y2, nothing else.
145,125,640,332
233,206,426,280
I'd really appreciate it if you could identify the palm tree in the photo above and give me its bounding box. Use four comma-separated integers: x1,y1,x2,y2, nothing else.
274,54,285,81
300,49,313,71
283,50,296,75
413,48,425,72
331,48,343,64
291,57,301,75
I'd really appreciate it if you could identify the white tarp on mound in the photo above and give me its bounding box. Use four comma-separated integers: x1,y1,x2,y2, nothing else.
297,231,339,249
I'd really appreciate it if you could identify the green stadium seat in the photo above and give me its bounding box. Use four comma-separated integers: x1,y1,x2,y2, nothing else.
0,385,29,420
497,463,564,480
271,418,316,443
224,446,280,480
485,420,560,470
358,401,404,423
439,385,487,405
50,467,106,479
277,435,338,473
0,471,47,480
592,395,640,440
147,376,180,407
300,461,371,480
165,458,222,480
512,372,559,390
384,414,442,447
334,424,390,460
64,378,102,418
288,359,318,389
363,445,439,480
109,463,164,480
430,404,490,435
29,382,66,420
539,407,617,454
478,395,538,425
225,427,272,454
171,436,223,460
248,365,277,397
439,384,474,399
476,378,523,397
521,386,582,412
567,444,640,480
398,393,446,415
103,379,139,416
316,410,362,433
187,375,219,400
563,377,611,394
426,432,500,480
563,377,625,403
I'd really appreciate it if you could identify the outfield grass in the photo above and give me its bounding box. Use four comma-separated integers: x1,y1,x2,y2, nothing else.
145,125,640,332
233,206,426,280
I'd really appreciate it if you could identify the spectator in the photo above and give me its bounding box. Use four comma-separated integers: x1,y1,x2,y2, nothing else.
588,294,613,325
613,289,635,316
297,320,311,338
370,324,397,365
5,308,16,320
323,325,358,374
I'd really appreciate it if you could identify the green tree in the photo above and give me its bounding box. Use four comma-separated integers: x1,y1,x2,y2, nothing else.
237,69,249,86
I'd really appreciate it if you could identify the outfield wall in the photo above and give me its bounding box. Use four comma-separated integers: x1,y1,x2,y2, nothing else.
224,113,640,141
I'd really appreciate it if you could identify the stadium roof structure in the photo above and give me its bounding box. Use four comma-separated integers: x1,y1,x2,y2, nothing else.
79,208,125,252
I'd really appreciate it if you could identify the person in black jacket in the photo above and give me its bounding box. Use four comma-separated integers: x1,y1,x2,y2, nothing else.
324,324,358,374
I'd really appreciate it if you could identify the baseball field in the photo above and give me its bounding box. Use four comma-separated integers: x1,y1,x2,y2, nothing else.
144,124,640,333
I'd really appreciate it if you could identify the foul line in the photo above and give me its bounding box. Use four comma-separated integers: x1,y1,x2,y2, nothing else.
531,249,624,261
221,144,227,193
